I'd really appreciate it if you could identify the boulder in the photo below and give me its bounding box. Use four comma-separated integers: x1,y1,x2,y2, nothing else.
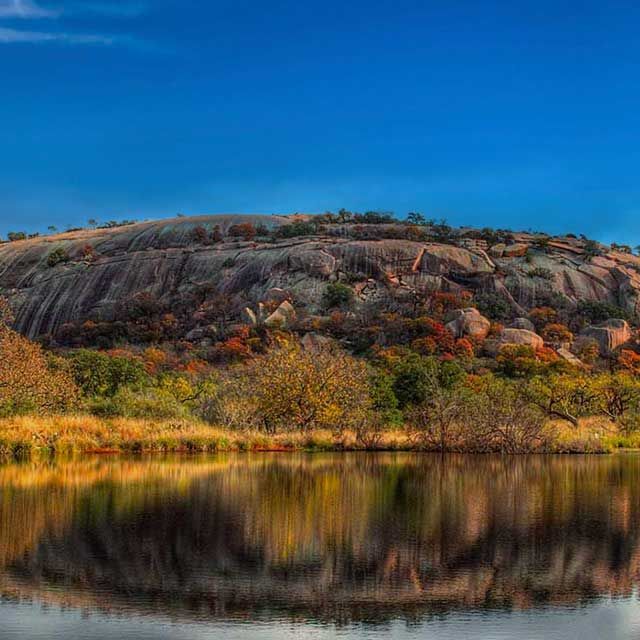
510,317,535,332
502,243,529,258
489,243,506,258
580,319,632,355
264,300,296,328
445,308,491,340
557,347,584,367
301,332,334,353
498,328,544,351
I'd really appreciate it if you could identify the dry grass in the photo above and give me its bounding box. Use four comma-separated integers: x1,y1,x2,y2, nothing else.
0,414,634,460
0,415,414,459
544,416,617,454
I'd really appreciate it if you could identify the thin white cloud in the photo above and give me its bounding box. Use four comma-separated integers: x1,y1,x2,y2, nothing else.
0,0,57,18
77,2,147,18
0,26,113,44
0,1,149,48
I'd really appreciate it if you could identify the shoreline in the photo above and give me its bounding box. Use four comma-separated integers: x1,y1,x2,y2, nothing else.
0,414,633,460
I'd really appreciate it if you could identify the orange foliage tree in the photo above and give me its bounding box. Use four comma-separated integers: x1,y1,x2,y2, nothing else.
0,311,77,416
541,323,574,345
618,349,640,375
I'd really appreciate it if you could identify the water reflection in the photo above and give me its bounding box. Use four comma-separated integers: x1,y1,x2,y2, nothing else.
1,453,640,625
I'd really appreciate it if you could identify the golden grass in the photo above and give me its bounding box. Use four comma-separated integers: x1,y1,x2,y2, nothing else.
0,414,633,459
0,415,413,459
544,416,617,454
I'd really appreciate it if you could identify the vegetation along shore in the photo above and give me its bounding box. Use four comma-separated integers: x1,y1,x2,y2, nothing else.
2,213,640,458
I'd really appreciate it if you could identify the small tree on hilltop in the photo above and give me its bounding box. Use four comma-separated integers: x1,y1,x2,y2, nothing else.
228,223,257,241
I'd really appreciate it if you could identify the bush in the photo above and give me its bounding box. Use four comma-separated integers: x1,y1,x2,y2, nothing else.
528,307,557,331
47,247,70,267
527,267,554,280
576,300,634,325
541,322,573,344
228,223,257,241
89,386,192,420
274,221,319,238
323,283,354,309
474,293,512,321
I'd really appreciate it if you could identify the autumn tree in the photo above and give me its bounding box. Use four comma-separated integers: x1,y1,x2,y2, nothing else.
234,342,372,434
228,223,257,241
0,323,77,415
541,322,574,345
618,349,640,375
528,307,557,331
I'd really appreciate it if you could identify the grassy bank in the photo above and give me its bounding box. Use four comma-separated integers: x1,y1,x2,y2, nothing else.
0,415,633,460
0,415,412,458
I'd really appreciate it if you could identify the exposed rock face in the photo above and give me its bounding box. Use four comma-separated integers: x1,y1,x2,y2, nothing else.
445,308,491,340
1,214,640,339
580,319,632,355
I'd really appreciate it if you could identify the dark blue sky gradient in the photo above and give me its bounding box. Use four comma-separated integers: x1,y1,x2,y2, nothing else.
1,0,640,243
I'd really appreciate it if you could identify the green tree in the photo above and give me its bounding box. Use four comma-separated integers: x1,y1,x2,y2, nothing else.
407,212,427,225
392,354,464,408
526,374,596,426
69,350,147,398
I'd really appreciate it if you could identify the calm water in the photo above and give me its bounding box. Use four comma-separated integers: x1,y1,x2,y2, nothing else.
1,453,640,639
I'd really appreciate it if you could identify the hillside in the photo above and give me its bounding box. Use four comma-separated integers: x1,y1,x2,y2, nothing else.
0,214,639,349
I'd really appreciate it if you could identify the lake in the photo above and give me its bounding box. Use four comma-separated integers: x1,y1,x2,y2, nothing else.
1,453,639,639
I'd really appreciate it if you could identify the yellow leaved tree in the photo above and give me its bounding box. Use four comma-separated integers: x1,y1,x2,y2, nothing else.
236,341,372,434
0,297,77,416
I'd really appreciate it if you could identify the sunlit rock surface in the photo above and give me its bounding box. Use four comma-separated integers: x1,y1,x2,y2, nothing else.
1,214,640,338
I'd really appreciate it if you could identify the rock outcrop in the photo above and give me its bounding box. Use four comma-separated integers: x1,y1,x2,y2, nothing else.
1,214,640,339
580,319,632,355
557,347,584,367
446,308,491,340
264,300,296,328
496,328,544,352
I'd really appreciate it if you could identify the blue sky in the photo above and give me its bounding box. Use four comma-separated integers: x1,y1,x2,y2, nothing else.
1,0,640,244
